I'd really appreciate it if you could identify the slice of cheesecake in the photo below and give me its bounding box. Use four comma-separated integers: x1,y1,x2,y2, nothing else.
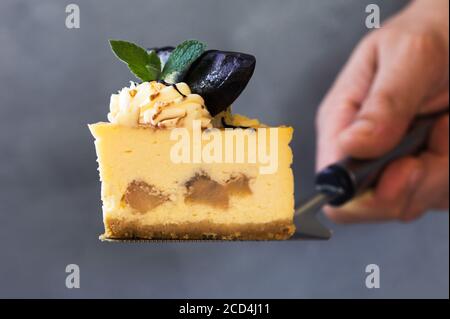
89,117,295,240
90,39,296,240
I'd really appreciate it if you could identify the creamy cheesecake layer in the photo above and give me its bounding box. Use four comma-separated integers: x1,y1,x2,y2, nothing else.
89,122,295,240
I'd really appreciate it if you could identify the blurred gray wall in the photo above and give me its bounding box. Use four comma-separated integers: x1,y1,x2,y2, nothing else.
0,0,448,298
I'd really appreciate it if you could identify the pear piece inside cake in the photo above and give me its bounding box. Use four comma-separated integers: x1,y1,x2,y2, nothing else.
90,39,295,240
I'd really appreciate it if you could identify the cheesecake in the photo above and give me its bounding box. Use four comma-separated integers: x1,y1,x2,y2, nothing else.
90,39,295,240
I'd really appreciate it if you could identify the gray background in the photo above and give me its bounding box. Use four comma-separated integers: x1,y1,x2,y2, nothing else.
0,0,448,298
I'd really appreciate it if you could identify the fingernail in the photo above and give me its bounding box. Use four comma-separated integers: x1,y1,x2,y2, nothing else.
342,119,375,138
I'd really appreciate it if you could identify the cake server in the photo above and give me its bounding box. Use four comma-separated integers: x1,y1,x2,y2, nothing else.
294,109,449,240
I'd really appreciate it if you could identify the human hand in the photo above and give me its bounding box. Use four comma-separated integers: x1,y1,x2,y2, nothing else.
316,0,449,223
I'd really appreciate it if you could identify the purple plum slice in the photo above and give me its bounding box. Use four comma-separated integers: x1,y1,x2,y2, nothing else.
183,50,256,116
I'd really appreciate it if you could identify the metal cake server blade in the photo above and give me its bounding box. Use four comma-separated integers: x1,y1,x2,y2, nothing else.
293,192,333,240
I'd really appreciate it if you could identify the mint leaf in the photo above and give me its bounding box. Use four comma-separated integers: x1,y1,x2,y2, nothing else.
146,50,161,78
109,40,161,81
161,40,206,83
110,40,149,67
128,64,154,82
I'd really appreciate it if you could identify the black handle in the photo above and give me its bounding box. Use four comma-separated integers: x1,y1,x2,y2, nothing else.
316,109,449,206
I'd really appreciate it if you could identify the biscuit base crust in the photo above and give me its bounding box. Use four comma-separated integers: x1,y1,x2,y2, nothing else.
103,217,296,240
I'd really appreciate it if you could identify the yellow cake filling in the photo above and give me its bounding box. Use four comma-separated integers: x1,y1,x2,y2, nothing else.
89,122,294,227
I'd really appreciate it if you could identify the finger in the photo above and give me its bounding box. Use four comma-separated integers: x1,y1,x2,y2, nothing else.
401,115,450,218
323,192,378,224
316,37,377,170
316,98,358,170
424,91,449,112
375,157,424,205
338,34,442,159
428,115,449,156
401,152,449,221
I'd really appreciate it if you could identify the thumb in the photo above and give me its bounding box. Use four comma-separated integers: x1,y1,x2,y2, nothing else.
338,91,415,158
338,35,435,158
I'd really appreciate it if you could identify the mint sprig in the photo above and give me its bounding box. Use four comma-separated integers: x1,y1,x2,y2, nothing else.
161,40,206,83
109,40,161,81
109,39,206,83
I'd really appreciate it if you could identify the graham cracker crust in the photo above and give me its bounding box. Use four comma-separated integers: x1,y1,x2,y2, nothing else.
103,217,296,240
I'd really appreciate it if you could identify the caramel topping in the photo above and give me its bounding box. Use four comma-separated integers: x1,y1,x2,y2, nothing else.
129,89,137,97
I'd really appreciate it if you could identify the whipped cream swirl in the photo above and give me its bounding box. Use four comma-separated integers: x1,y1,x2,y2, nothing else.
108,81,212,129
